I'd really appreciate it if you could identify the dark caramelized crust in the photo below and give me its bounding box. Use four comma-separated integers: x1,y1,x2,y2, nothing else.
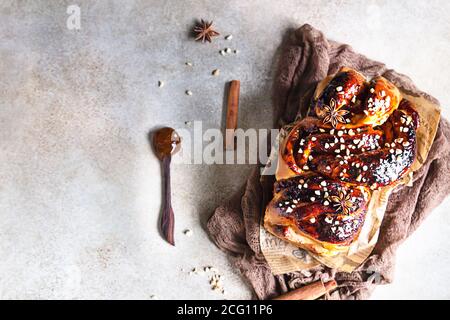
282,118,385,177
312,67,401,129
313,100,419,188
313,68,366,127
266,67,421,256
265,175,370,245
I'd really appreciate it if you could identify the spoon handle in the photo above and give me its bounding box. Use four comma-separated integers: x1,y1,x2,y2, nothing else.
161,155,175,246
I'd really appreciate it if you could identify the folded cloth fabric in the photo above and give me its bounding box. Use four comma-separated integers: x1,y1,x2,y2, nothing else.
207,24,450,300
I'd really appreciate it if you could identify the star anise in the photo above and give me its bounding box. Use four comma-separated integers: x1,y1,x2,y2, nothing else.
328,190,354,215
193,19,220,43
320,98,349,128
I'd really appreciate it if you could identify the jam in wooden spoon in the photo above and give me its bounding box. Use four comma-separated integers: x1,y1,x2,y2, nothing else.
153,127,181,246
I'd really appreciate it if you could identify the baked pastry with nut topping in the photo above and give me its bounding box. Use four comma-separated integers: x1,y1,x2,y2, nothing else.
265,67,420,256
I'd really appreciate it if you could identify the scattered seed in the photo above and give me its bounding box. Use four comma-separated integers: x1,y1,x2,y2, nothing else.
189,267,198,275
212,69,220,76
158,80,164,88
225,48,232,53
233,49,239,54
225,34,233,40
185,90,193,96
184,229,193,237
185,62,193,67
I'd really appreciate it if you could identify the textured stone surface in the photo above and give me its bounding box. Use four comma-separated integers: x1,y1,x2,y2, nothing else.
0,0,449,299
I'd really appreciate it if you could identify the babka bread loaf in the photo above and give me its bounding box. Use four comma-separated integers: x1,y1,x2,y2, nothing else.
265,67,420,256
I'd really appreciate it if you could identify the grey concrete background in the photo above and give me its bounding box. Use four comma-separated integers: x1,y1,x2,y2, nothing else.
0,0,449,299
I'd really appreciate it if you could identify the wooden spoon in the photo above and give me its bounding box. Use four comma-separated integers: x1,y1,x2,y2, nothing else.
153,127,181,246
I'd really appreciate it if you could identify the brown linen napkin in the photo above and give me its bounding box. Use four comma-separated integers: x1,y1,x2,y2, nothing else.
207,24,450,300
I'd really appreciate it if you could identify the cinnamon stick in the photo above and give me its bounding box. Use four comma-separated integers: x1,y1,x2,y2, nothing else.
273,279,337,300
225,80,240,150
